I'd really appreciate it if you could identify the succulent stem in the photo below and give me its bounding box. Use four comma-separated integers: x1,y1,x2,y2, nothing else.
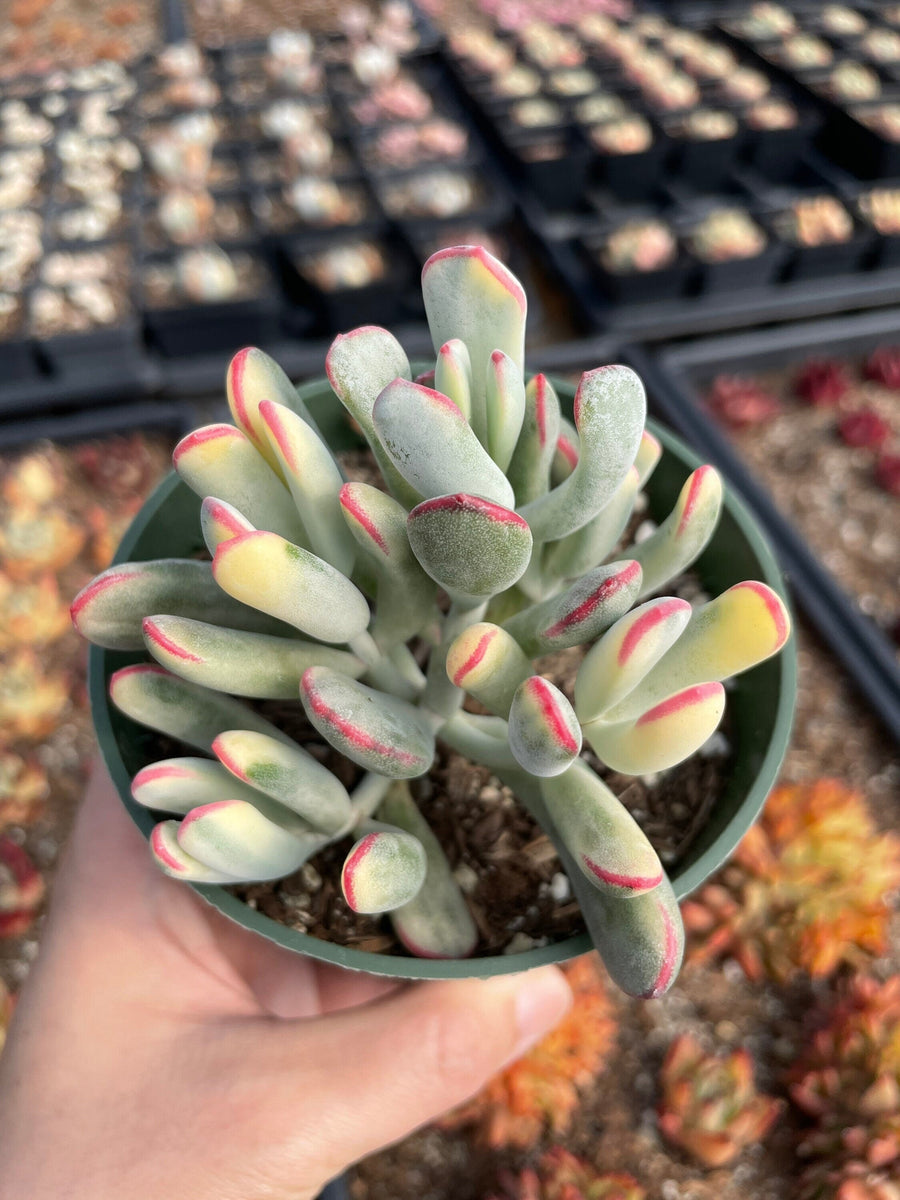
349,630,420,702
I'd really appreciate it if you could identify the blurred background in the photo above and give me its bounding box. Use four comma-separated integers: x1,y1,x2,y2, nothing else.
0,1,898,1198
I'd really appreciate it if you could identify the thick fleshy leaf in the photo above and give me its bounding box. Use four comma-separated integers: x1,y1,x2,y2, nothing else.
173,424,307,545
608,581,791,722
259,399,356,576
445,622,531,716
212,729,351,834
541,761,664,897
407,494,532,600
176,799,326,881
508,676,582,777
227,346,320,477
109,664,292,752
503,560,642,655
550,417,579,485
542,466,640,582
324,325,417,506
379,781,478,958
71,559,284,651
584,681,726,775
373,378,515,507
519,366,646,542
628,465,723,599
421,245,526,445
133,756,286,816
574,597,692,723
485,350,526,472
200,497,256,555
212,531,370,644
507,373,561,506
150,821,242,883
592,874,685,999
339,482,437,647
300,667,435,778
143,615,363,699
635,429,662,488
341,827,427,913
434,338,472,422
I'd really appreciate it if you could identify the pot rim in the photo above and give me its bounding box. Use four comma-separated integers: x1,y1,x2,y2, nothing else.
89,374,796,980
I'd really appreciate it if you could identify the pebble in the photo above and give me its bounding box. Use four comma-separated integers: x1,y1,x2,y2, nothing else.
452,862,479,894
634,519,658,544
503,931,547,954
549,871,570,901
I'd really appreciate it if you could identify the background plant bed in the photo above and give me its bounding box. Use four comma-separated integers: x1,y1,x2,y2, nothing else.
89,374,795,980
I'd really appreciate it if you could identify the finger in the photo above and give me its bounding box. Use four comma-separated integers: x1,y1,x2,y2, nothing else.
313,963,404,1015
214,923,402,1018
264,965,573,1183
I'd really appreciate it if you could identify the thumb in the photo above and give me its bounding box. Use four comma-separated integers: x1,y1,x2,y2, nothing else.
267,965,573,1184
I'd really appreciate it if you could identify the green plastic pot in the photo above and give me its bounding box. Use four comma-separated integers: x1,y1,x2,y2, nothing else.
89,375,796,980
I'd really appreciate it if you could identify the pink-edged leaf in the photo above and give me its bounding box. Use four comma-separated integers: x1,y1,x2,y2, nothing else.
635,429,662,488
71,558,285,651
379,781,478,958
173,424,308,545
259,399,356,576
176,799,327,881
594,873,684,999
142,615,363,699
200,497,256,555
485,349,526,472
213,729,351,834
550,417,579,486
584,681,726,775
541,760,664,898
519,366,645,542
339,482,437,647
325,325,418,507
508,676,582,778
542,465,640,582
627,465,723,599
150,820,242,883
212,530,370,644
445,621,531,716
574,597,692,723
109,663,292,752
434,338,472,422
609,580,792,722
503,560,642,655
407,493,533,599
341,827,427,913
421,245,526,445
507,373,561,506
227,346,320,478
300,666,435,779
133,756,277,816
372,378,514,507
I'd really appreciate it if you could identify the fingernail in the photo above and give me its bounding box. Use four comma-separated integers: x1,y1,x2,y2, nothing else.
512,966,573,1058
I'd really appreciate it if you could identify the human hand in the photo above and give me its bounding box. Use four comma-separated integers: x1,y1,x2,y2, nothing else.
0,764,572,1200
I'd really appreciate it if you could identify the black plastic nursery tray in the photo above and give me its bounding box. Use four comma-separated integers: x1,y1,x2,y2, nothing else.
635,307,900,742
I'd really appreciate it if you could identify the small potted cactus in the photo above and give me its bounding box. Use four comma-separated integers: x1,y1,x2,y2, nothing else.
74,246,795,997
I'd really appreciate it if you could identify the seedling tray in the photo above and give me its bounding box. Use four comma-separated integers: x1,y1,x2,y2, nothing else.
525,192,900,340
637,308,900,741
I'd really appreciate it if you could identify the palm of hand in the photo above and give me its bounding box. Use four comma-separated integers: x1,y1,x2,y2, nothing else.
0,768,398,1200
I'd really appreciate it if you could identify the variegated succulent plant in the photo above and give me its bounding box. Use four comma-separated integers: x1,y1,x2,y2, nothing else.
72,245,791,996
488,1146,646,1200
658,1032,784,1168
